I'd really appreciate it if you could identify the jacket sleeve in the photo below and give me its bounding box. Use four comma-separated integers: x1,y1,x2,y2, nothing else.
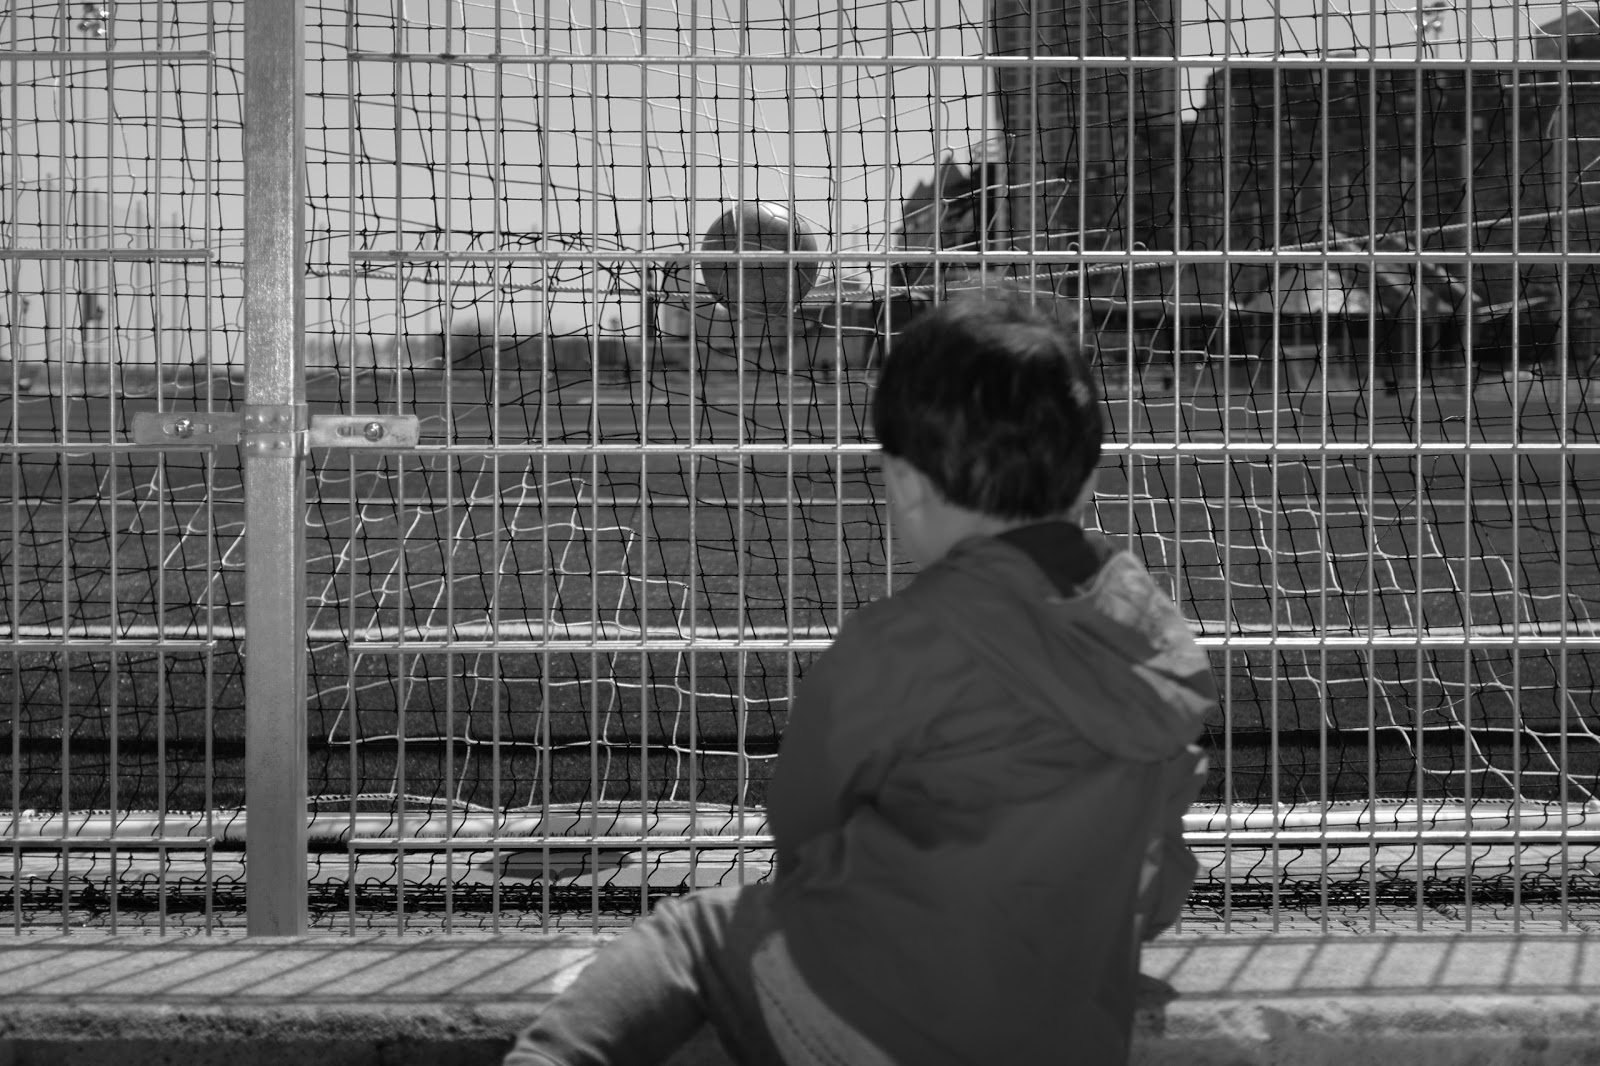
769,605,931,877
1138,744,1208,940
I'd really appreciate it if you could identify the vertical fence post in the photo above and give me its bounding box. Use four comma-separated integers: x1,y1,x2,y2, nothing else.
242,0,308,936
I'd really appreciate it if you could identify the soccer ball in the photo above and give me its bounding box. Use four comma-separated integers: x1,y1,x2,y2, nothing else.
699,201,819,317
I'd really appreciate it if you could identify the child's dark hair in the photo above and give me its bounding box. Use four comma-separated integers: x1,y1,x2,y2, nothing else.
871,297,1102,520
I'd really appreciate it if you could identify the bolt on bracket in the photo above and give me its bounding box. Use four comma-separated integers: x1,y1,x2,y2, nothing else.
130,411,245,448
306,414,421,449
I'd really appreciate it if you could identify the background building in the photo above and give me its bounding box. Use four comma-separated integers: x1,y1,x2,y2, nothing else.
892,148,1009,290
990,0,1182,265
1183,10,1600,372
894,3,1598,371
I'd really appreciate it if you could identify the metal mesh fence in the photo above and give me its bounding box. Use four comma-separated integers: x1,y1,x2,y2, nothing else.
2,0,1599,932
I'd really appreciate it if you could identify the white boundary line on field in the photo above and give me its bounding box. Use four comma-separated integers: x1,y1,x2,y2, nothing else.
3,619,1598,643
0,620,826,643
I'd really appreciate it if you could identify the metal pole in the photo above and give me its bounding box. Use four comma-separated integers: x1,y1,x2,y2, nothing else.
242,0,307,936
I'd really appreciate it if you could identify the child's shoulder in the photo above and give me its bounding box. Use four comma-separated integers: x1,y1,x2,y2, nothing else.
828,582,956,671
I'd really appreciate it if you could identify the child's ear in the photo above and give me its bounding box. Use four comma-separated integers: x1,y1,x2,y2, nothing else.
881,453,927,516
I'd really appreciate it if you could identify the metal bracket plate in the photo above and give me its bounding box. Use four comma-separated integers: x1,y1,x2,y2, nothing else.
240,403,306,456
131,409,420,451
307,414,421,449
130,410,245,447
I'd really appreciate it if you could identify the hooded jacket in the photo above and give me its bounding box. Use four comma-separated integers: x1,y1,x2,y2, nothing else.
767,522,1214,1066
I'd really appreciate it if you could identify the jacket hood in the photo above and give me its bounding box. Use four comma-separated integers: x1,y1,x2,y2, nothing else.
913,530,1214,762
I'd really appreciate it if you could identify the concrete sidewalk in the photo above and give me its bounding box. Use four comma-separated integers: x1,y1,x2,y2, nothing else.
0,930,1598,1064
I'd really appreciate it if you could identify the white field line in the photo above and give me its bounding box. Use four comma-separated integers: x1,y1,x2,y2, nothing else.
3,619,1598,643
0,620,828,642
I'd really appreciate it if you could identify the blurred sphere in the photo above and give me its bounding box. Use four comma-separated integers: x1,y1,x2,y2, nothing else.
700,202,819,317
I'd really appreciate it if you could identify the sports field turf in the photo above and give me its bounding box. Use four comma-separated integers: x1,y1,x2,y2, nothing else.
2,361,1597,890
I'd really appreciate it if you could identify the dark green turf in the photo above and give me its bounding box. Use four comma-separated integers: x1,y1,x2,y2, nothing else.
3,366,1598,818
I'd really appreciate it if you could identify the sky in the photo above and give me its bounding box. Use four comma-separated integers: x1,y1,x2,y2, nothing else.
9,0,1588,246
2,0,1594,347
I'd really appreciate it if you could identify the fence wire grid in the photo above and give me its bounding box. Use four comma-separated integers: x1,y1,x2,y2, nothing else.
2,0,1600,934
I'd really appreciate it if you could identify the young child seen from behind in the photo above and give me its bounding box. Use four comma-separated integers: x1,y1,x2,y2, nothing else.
504,296,1215,1066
